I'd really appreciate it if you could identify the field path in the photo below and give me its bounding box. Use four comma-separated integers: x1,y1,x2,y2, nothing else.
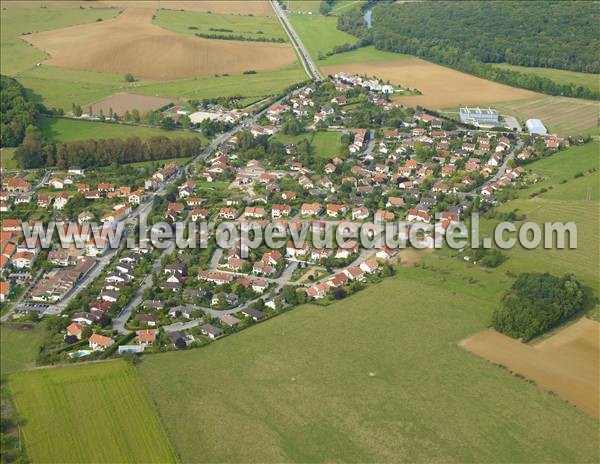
23,7,296,80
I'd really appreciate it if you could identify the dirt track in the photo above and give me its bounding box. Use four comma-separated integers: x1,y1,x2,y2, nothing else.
23,8,295,80
460,318,600,418
322,59,537,109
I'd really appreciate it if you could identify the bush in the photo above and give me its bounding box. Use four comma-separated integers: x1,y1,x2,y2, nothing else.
492,273,592,341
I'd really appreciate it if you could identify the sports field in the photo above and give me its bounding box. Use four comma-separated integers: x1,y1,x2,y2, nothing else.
38,117,202,143
9,361,177,464
461,318,599,418
492,95,599,136
154,9,288,41
138,262,599,462
492,63,600,91
23,8,296,81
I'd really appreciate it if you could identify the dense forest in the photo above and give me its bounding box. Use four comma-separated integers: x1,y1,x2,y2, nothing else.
338,1,600,100
14,130,202,169
492,273,593,341
0,75,42,147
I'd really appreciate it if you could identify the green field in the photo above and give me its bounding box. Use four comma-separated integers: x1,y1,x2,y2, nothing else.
18,62,306,112
0,5,120,75
493,95,600,136
0,324,46,377
274,130,344,158
493,63,600,91
0,147,18,170
477,142,600,293
154,9,288,41
138,261,599,462
38,116,203,143
288,13,358,59
10,361,177,463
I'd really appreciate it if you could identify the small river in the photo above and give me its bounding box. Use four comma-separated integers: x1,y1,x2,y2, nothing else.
364,8,373,29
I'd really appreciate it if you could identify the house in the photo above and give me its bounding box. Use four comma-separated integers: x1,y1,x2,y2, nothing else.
0,280,9,303
12,251,35,269
251,278,269,294
53,193,69,210
376,247,397,260
66,322,84,340
300,203,321,216
375,210,394,223
352,207,370,221
89,333,114,351
219,207,238,220
200,323,224,340
136,329,157,346
386,197,405,209
241,307,266,321
135,314,160,327
271,204,291,219
198,271,234,285
407,209,430,223
326,204,347,218
343,266,365,281
48,178,64,189
360,260,379,274
168,331,187,349
219,314,240,327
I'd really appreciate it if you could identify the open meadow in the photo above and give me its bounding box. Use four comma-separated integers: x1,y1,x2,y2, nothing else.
17,62,307,112
477,142,600,293
461,318,599,418
0,324,46,377
9,361,177,464
23,8,296,81
273,131,344,159
38,117,203,143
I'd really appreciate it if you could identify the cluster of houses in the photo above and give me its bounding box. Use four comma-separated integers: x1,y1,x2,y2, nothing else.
334,72,395,94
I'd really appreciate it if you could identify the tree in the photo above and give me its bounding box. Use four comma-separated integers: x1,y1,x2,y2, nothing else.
492,273,592,341
124,73,136,82
161,117,176,131
14,125,44,168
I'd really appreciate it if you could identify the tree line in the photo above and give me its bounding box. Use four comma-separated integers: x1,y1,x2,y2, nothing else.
14,126,202,169
338,2,599,100
0,75,42,147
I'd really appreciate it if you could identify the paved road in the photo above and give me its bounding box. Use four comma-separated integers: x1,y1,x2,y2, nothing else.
271,0,323,81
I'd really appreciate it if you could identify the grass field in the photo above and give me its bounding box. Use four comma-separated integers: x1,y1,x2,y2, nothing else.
154,9,288,41
0,4,120,75
18,62,306,112
10,361,177,463
493,95,600,136
24,7,296,81
492,63,600,91
139,261,599,462
477,142,600,293
38,117,203,142
0,147,18,170
274,130,344,158
0,324,46,378
288,13,359,59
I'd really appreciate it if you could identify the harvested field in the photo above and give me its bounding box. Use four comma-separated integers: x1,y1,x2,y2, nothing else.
86,92,173,115
23,8,296,80
322,59,537,109
460,318,600,418
493,95,599,136
2,1,274,16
